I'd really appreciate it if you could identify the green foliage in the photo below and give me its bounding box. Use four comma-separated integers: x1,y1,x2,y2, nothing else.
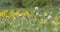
22,0,57,7
0,0,60,7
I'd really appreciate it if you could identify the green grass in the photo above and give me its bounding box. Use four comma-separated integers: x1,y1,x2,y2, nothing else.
0,7,60,32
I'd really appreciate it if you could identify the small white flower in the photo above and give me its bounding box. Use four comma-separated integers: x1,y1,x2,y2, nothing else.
34,6,39,10
48,15,52,19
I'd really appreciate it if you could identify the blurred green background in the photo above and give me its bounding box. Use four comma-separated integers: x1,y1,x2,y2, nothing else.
0,0,60,8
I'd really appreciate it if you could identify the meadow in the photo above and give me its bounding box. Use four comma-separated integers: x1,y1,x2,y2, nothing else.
0,7,60,32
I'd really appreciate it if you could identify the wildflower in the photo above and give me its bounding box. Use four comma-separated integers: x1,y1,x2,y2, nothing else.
34,6,38,10
2,9,8,13
1,10,8,16
9,10,15,17
22,11,29,16
25,11,29,16
47,15,52,20
40,18,45,25
0,12,3,17
15,11,20,16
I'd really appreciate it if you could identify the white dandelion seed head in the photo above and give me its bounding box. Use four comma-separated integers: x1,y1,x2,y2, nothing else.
48,15,52,19
34,6,39,10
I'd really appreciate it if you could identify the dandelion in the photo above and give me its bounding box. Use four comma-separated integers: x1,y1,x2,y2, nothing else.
1,10,8,16
2,9,8,13
0,12,3,17
15,11,20,16
34,6,39,10
22,11,29,16
40,18,45,25
47,15,52,20
9,10,15,17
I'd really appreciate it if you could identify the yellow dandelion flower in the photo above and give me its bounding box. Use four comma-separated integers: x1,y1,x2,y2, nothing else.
22,11,29,16
40,18,45,25
2,9,8,15
0,12,3,17
25,11,29,16
15,11,20,16
9,10,15,17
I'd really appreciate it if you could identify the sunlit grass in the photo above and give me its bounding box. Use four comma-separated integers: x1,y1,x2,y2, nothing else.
0,8,60,32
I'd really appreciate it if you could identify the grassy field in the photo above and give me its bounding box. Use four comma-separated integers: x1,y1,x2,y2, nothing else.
0,7,60,32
